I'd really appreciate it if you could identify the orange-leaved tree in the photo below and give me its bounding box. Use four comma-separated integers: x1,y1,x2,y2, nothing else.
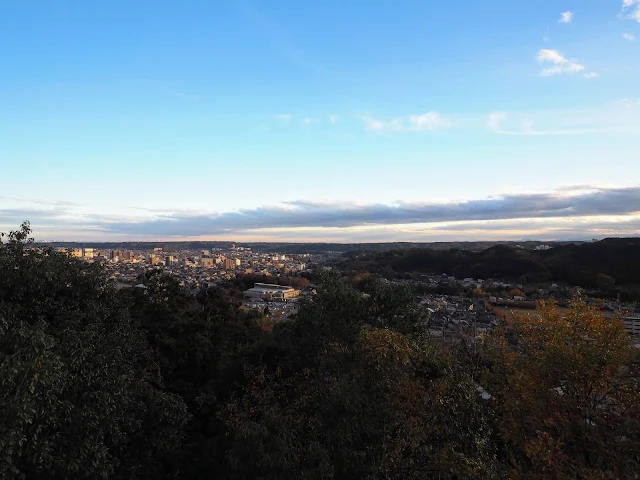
483,298,640,478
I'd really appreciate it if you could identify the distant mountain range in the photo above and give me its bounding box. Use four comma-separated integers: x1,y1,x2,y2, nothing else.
339,238,640,289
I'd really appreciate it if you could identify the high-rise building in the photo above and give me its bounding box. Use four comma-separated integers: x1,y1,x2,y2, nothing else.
149,254,161,265
111,250,122,261
70,248,83,258
224,258,235,270
166,255,176,266
234,258,241,266
83,248,94,259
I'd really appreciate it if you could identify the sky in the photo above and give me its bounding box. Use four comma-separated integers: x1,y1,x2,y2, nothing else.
1,0,639,242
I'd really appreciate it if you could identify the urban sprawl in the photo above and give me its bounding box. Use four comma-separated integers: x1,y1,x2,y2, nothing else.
62,244,640,342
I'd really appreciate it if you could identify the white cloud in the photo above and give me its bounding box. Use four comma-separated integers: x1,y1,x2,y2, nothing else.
583,72,599,79
487,100,640,136
623,32,636,40
487,112,508,133
363,116,385,132
363,111,450,132
622,0,640,22
612,97,640,108
408,112,449,130
275,114,292,123
329,114,338,124
302,117,316,126
559,11,573,23
537,49,585,76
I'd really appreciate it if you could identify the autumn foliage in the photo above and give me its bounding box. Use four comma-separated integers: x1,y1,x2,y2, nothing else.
483,299,640,478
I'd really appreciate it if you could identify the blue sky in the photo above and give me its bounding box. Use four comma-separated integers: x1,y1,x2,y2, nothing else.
1,0,639,241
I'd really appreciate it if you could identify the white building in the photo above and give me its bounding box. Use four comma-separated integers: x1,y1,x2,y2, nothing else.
244,283,299,301
622,316,640,337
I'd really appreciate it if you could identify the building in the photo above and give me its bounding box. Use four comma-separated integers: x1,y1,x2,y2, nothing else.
83,248,94,259
166,255,176,266
111,250,122,261
149,254,161,265
201,257,214,267
244,283,300,301
70,248,83,258
622,316,640,337
224,258,235,270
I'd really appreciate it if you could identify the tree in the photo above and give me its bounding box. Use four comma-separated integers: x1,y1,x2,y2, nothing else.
471,288,485,298
596,272,616,291
508,288,525,298
0,222,189,479
483,298,640,478
220,273,497,479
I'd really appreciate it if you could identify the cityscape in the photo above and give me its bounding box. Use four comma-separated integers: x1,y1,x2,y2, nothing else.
51,240,640,343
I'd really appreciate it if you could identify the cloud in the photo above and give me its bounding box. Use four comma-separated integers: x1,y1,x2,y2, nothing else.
623,32,636,40
363,116,385,132
487,112,508,133
612,97,640,108
97,185,640,238
583,72,599,79
559,11,573,23
363,111,450,132
6,187,640,241
302,117,316,126
275,114,292,123
622,0,640,22
537,49,585,76
487,111,600,136
329,114,338,124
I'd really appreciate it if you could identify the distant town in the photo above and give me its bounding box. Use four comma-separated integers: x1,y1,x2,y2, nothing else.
48,239,640,344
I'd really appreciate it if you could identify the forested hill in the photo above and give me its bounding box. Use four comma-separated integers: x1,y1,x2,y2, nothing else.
340,237,640,287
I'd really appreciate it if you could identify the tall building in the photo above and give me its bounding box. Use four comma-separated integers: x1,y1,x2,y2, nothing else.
224,258,235,270
83,248,94,259
111,250,122,261
166,255,176,266
149,254,161,265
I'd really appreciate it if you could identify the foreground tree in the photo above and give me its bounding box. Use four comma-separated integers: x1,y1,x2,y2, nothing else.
484,299,640,478
0,223,189,479
220,273,497,479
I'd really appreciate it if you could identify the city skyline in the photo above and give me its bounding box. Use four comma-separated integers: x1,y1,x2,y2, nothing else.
2,0,639,241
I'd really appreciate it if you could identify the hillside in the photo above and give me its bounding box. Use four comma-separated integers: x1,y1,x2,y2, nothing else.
340,238,640,288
